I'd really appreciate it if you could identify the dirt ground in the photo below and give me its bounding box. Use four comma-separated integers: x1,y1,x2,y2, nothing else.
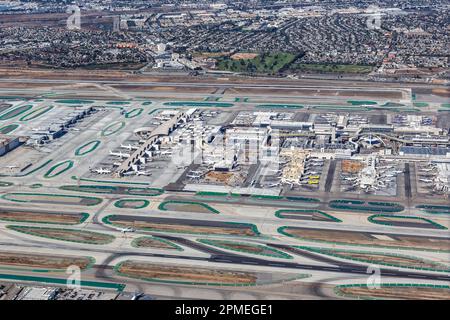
111,219,257,237
118,261,257,284
376,216,427,224
338,286,450,300
0,210,84,224
231,53,259,60
342,160,364,173
325,251,448,271
214,241,265,254
133,237,177,250
283,227,450,251
0,252,91,270
9,226,114,244
164,203,213,214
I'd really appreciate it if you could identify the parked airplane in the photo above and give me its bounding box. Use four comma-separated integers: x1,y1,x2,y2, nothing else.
120,144,139,151
266,183,280,188
109,151,131,159
135,171,151,176
92,168,111,174
420,168,436,172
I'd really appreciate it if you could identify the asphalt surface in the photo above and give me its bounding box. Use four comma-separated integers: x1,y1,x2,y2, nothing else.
404,163,412,198
325,160,336,193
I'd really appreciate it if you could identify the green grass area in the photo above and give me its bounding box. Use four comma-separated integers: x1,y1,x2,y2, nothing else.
7,225,115,245
250,195,284,201
0,105,33,120
348,100,378,105
413,102,429,108
75,140,101,156
1,193,103,206
0,124,19,134
0,273,124,291
441,103,450,108
198,239,293,259
106,101,131,105
216,52,297,74
60,185,164,196
291,63,373,74
19,105,54,121
285,196,320,203
54,99,94,105
125,108,143,119
297,246,450,273
332,199,365,204
368,214,448,230
114,199,150,209
196,191,229,197
275,209,342,222
101,121,125,136
158,200,220,214
329,200,404,213
43,160,74,179
0,96,27,100
416,205,450,215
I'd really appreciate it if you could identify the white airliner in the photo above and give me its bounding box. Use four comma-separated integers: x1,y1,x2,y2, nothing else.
109,151,131,159
120,144,139,151
92,168,111,174
420,168,436,172
115,227,135,233
135,171,151,176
